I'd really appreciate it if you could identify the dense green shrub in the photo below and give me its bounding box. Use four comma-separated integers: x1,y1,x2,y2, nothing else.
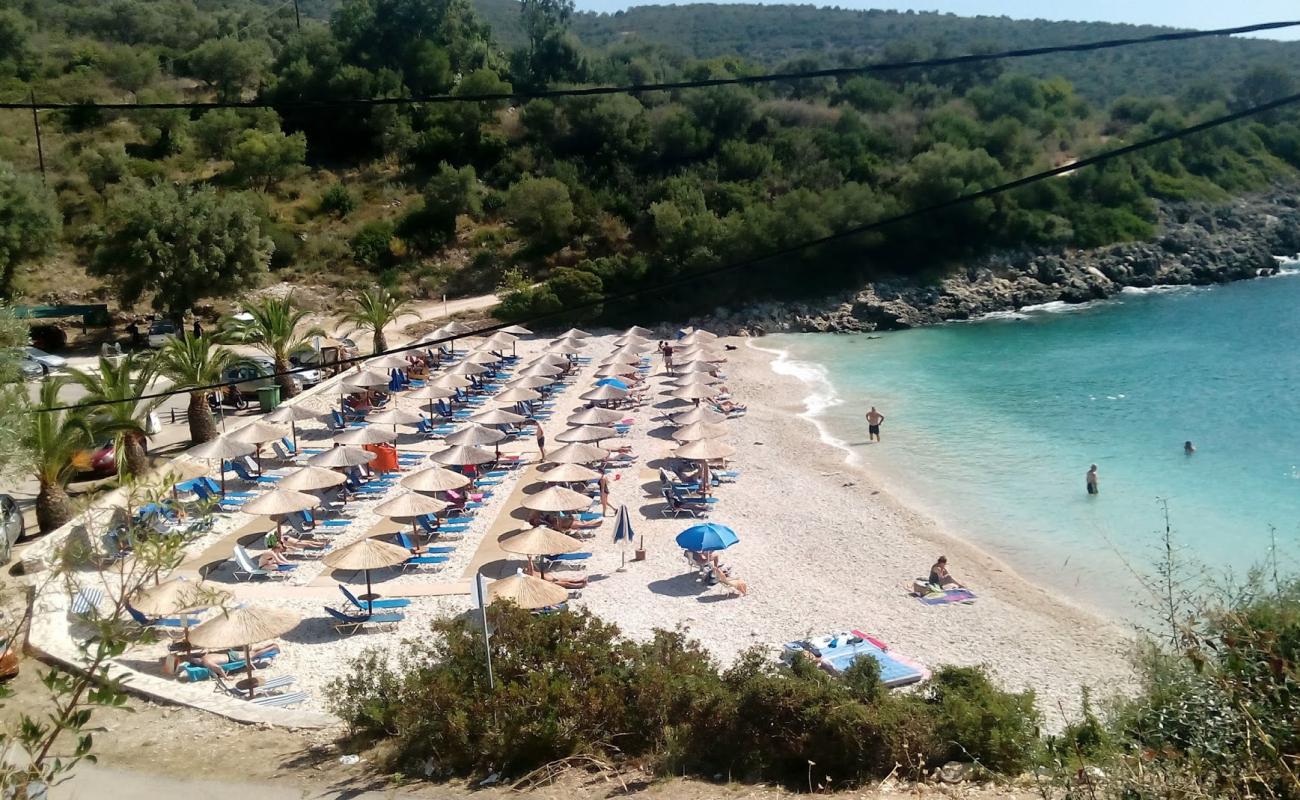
318,183,357,218
349,221,396,270
327,605,1040,788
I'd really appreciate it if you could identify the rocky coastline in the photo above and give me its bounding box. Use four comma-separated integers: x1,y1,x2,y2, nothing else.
714,189,1300,334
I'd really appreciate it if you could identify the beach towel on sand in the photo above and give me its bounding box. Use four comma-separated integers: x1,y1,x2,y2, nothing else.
917,588,976,605
781,630,930,688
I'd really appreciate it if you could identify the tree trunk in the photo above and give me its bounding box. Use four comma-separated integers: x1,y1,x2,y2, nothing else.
188,391,218,444
374,330,387,355
36,479,73,534
276,356,298,398
122,434,149,476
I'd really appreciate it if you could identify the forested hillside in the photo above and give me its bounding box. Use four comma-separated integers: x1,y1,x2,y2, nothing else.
0,0,1297,325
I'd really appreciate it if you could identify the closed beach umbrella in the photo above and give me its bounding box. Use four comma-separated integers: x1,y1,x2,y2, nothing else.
431,444,496,466
306,446,376,468
334,425,398,446
445,424,506,447
401,465,471,492
323,537,412,601
499,324,533,336
556,425,617,443
676,439,736,461
491,387,541,404
499,526,583,557
594,378,629,390
186,436,255,496
672,422,729,442
675,522,738,552
541,463,600,483
567,407,624,426
278,466,347,492
613,503,636,569
470,407,528,425
344,369,391,389
506,375,556,389
581,385,628,403
188,606,301,698
671,407,727,426
671,384,717,401
547,442,609,464
430,373,473,389
522,485,592,513
265,404,317,450
488,570,568,610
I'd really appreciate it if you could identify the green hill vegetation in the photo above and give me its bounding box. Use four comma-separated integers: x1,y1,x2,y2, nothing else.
0,0,1297,324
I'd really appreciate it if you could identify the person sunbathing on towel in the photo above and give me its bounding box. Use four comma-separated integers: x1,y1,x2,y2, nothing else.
163,642,280,679
710,563,748,596
714,399,746,413
529,563,588,589
267,530,326,552
928,556,964,590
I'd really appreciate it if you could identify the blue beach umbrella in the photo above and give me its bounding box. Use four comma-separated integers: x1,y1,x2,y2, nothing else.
595,377,629,390
675,523,739,552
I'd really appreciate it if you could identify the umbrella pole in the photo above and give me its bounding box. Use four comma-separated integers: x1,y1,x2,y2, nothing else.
291,420,298,452
366,569,373,601
220,461,227,497
245,643,255,699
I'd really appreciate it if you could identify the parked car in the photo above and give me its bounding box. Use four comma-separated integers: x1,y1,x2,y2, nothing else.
147,320,178,348
72,441,117,479
23,347,67,376
0,494,23,564
220,357,304,395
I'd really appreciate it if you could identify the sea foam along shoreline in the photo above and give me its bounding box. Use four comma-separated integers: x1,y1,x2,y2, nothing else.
714,341,1132,721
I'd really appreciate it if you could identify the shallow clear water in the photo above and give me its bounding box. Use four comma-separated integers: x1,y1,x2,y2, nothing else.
768,264,1300,612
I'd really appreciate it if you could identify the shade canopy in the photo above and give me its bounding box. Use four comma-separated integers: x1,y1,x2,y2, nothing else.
547,442,609,464
367,407,425,426
673,373,721,387
187,605,300,649
431,444,497,466
676,347,725,362
481,331,518,347
505,375,556,389
305,446,376,468
546,339,586,353
560,328,592,339
429,373,473,389
677,330,719,345
580,385,629,402
556,425,617,443
400,465,471,492
675,361,721,374
187,436,255,460
675,522,739,552
671,407,727,426
449,361,490,376
242,488,320,517
323,537,411,571
487,571,568,609
491,387,541,404
600,353,643,367
519,363,564,377
368,353,414,370
445,424,506,446
521,485,593,512
676,439,737,460
526,353,570,368
265,404,319,424
334,425,399,445
374,491,448,518
343,369,391,389
567,407,625,426
470,407,528,425
407,384,458,400
594,364,636,378
540,463,600,483
462,350,501,365
278,466,348,492
499,324,533,335
499,526,584,556
671,421,730,442
622,325,655,338
132,577,230,616
671,384,718,401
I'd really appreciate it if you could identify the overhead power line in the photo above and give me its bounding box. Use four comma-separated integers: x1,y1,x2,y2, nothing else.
3,19,1298,111
32,87,1300,414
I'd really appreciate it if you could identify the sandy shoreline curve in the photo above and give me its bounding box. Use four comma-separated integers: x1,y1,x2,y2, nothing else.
583,337,1133,720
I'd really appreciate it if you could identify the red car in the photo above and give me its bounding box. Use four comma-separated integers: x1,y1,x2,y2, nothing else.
72,441,117,479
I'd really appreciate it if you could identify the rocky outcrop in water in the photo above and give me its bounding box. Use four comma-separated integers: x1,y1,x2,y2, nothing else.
708,189,1300,334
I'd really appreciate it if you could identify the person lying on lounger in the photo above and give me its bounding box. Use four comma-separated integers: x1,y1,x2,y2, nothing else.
528,511,601,531
713,399,746,413
266,530,326,552
528,563,588,589
162,642,280,679
928,556,964,590
258,547,294,570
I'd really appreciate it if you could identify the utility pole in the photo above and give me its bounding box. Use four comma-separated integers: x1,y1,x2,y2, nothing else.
29,89,46,182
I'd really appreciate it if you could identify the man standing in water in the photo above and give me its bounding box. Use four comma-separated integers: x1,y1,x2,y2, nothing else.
1086,464,1099,496
865,407,885,442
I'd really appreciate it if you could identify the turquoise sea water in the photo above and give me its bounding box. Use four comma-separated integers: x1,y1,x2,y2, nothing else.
767,262,1300,612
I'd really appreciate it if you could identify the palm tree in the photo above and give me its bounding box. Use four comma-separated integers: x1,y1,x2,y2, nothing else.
25,379,97,533
153,334,241,444
67,352,160,477
341,287,410,355
222,296,322,398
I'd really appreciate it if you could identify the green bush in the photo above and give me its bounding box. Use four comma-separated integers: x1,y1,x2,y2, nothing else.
327,605,1041,788
350,221,396,270
319,183,357,218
